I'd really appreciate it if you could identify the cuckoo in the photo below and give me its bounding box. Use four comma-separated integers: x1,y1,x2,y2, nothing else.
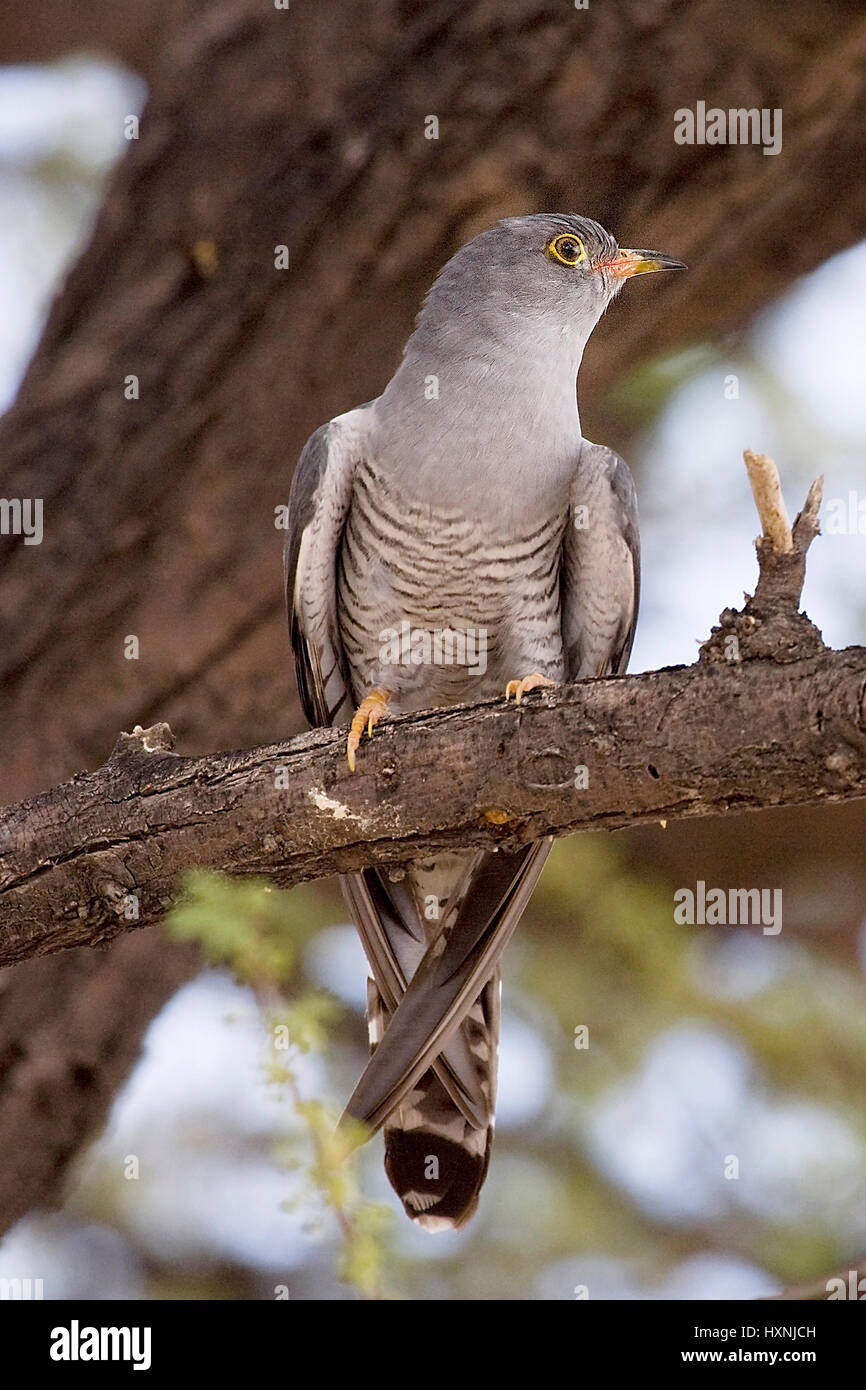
285,214,684,1230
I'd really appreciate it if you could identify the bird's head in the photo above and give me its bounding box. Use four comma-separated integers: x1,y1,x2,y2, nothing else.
419,213,685,351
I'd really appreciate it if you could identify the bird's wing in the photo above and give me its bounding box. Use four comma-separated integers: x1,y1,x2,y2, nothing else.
285,412,363,730
561,439,640,680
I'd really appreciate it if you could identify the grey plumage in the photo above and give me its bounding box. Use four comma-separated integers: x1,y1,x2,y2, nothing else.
285,213,682,1229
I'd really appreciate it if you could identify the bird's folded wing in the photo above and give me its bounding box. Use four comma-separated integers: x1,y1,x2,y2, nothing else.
562,439,640,680
341,839,552,1137
342,863,498,1128
285,409,369,729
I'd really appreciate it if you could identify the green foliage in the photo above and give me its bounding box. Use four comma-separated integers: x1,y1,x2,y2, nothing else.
166,870,301,986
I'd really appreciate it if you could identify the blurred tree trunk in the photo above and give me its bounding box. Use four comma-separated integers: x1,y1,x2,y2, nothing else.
0,0,176,79
1,0,866,1232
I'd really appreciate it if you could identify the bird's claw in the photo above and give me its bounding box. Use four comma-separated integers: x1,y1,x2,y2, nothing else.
504,672,557,705
347,687,391,771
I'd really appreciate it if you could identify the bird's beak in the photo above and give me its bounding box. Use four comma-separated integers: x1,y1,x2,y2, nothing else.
598,248,687,278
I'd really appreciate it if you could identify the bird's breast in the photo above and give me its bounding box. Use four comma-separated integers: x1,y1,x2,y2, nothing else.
337,460,567,707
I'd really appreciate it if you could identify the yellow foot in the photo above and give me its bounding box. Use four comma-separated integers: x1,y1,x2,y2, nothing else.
347,687,391,771
504,672,557,706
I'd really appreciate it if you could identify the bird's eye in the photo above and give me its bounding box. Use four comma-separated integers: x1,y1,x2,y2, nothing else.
546,233,587,267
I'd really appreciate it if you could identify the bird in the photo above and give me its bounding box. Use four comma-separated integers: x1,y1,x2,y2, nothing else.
284,214,684,1231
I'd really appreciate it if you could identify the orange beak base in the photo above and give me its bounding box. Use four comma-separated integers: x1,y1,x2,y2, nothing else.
598,247,687,278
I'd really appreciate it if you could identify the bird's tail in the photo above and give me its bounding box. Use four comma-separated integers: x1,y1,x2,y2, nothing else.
370,972,499,1231
342,841,551,1230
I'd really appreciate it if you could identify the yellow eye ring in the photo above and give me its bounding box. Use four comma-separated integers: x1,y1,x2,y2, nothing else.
546,233,587,267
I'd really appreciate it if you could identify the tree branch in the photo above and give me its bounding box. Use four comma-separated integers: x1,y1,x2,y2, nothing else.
2,463,865,970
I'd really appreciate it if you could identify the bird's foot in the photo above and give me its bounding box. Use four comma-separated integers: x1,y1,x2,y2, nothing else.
347,687,391,771
504,672,557,705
